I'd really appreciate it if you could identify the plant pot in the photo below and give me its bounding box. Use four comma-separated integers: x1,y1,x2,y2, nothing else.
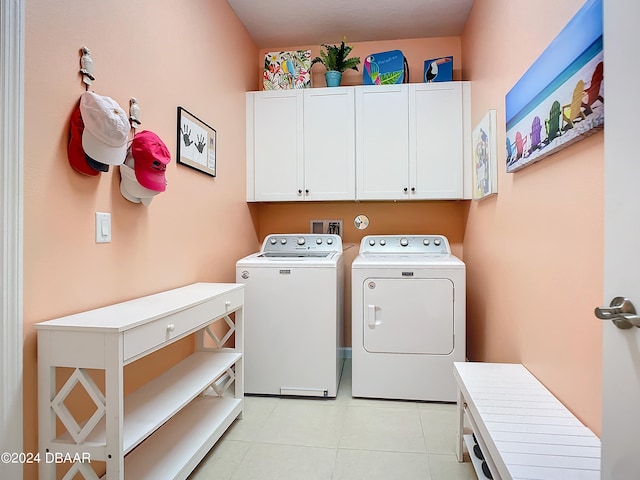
325,70,342,87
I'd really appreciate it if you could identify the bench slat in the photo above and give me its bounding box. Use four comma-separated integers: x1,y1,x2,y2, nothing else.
454,362,601,480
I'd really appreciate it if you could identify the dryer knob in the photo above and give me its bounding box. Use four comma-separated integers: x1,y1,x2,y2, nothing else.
316,238,323,244
423,239,430,246
269,238,277,245
400,238,409,247
379,239,386,246
281,238,287,245
434,239,441,246
326,238,333,245
369,239,376,246
297,237,306,245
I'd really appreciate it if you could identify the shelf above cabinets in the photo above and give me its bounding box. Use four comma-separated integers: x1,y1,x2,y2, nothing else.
246,83,471,202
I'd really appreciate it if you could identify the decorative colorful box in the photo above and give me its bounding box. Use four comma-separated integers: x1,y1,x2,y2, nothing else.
263,50,312,90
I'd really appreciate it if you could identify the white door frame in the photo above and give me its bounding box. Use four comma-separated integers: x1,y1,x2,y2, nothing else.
0,0,24,478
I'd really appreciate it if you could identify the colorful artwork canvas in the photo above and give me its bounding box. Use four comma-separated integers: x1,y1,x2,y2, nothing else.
473,110,498,200
423,56,453,83
505,0,603,173
263,50,312,90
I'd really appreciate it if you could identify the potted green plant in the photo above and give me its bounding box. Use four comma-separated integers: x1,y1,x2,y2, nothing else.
311,38,360,87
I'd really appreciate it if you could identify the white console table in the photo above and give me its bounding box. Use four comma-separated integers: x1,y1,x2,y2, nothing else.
36,282,244,480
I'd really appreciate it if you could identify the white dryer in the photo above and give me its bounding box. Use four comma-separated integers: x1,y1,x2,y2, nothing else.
352,235,465,402
236,234,344,397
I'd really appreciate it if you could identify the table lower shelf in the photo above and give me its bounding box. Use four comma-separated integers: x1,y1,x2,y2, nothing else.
103,395,242,480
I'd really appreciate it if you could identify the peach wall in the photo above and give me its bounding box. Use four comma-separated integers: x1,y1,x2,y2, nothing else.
462,0,603,434
259,37,462,88
22,1,259,478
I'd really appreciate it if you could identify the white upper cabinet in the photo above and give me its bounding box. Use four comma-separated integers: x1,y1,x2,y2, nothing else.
246,82,470,202
355,85,410,200
410,83,467,199
303,88,355,200
356,83,470,200
246,88,355,201
247,90,303,201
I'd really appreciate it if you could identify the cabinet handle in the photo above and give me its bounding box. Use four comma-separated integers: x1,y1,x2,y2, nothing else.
167,324,175,332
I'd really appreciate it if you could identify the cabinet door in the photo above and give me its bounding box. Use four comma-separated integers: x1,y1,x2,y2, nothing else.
409,83,464,199
249,91,303,201
355,85,409,200
303,88,355,200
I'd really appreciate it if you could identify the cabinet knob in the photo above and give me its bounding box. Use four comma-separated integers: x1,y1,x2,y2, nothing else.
167,324,175,332
225,300,231,308
411,187,416,193
297,189,302,195
403,187,408,193
305,189,309,195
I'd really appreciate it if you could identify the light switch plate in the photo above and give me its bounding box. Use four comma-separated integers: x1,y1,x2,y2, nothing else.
95,212,111,243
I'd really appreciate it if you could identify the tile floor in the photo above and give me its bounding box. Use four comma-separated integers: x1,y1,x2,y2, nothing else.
189,360,476,480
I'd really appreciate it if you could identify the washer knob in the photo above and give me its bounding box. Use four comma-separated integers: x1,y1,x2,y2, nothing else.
316,238,323,244
423,239,430,246
369,239,376,246
326,238,333,245
269,238,277,245
400,238,409,247
280,238,287,245
434,239,441,246
297,237,306,246
379,239,386,246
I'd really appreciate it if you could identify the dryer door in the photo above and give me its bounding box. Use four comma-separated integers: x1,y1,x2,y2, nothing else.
363,278,454,354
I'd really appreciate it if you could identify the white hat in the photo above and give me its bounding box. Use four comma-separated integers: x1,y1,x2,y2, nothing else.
80,92,130,166
119,153,160,206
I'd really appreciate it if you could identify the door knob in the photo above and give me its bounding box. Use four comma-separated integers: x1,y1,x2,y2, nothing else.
595,297,640,329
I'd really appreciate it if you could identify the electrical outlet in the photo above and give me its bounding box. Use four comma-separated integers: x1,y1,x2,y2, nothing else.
310,219,342,237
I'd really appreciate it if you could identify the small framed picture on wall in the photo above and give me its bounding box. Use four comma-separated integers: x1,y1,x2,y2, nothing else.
176,107,216,177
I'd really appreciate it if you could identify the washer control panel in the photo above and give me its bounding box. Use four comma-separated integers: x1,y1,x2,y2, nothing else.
359,235,450,254
261,234,342,254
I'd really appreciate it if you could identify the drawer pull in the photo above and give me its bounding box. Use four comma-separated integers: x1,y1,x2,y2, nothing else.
167,324,175,332
225,300,231,308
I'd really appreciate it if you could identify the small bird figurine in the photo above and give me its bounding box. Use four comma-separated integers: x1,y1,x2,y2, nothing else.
79,47,95,86
425,57,452,83
364,55,380,85
129,97,141,128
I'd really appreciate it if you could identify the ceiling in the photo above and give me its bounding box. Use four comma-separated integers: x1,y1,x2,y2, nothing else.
226,0,475,48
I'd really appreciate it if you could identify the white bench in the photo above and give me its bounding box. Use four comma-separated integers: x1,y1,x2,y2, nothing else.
453,362,600,480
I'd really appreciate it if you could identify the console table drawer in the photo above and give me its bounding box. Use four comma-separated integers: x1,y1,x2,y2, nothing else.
123,289,243,361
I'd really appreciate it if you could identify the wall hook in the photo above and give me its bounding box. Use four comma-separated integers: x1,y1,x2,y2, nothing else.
129,97,142,130
79,46,95,88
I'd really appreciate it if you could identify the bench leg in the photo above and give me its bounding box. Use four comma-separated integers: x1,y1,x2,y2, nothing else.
456,389,465,462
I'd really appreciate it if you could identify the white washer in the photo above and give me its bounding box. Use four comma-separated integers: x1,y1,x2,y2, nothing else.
352,235,465,402
236,234,344,397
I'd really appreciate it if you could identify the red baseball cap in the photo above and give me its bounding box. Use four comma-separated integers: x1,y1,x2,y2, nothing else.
131,130,170,192
68,105,100,176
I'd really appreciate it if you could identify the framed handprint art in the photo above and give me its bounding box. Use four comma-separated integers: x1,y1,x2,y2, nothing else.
177,107,216,177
